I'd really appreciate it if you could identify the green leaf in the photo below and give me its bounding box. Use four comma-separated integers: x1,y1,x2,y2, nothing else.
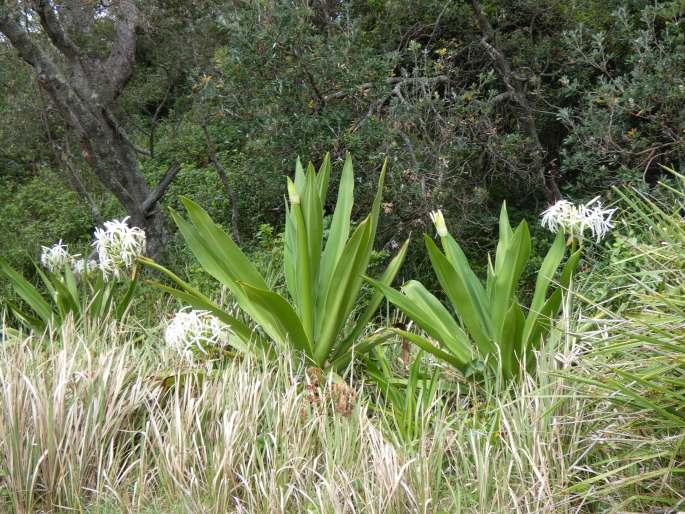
48,272,80,318
139,257,257,345
316,152,331,201
318,153,354,297
390,328,466,370
424,235,494,354
437,233,490,336
179,197,267,290
500,302,525,378
284,199,298,310
302,165,324,298
114,266,138,319
366,277,471,365
0,258,53,325
4,301,46,332
490,220,530,341
401,280,473,364
315,218,373,365
294,156,306,194
336,239,409,358
521,231,565,346
239,283,313,359
289,199,314,342
368,158,387,241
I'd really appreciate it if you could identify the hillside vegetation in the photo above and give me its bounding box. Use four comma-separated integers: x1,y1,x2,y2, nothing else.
1,1,685,512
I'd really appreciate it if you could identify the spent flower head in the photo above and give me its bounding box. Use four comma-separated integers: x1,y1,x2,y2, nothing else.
541,197,616,243
40,241,74,273
93,217,146,280
164,307,231,363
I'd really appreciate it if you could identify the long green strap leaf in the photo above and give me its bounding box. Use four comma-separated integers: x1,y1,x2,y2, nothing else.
316,152,331,202
491,221,530,341
171,210,244,299
180,197,267,289
315,219,372,365
390,328,467,370
239,282,313,359
366,276,465,358
173,208,286,339
302,167,324,302
0,258,53,324
402,280,473,364
318,153,354,297
294,157,306,194
336,239,409,358
139,257,257,345
438,233,491,335
289,195,314,343
424,235,494,355
500,302,525,378
368,159,387,239
521,231,565,345
284,200,298,309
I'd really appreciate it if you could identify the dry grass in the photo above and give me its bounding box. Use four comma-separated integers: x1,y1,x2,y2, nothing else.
0,309,672,513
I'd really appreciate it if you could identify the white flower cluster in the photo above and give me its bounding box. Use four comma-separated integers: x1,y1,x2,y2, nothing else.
40,240,73,273
541,197,616,242
40,217,146,280
40,241,99,277
72,258,98,276
93,217,146,281
164,308,230,363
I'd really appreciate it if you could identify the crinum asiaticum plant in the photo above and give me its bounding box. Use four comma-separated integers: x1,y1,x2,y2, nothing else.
0,218,144,331
143,154,408,369
369,204,583,381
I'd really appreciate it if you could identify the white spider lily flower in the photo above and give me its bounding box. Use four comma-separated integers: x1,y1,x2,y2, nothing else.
93,217,146,280
430,209,448,237
71,257,98,276
40,240,74,272
541,197,616,242
164,308,231,363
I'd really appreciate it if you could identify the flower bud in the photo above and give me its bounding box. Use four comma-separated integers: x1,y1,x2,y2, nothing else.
287,177,300,205
430,210,448,237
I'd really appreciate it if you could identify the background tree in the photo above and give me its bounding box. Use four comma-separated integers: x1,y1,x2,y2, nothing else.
0,1,185,259
2,0,684,288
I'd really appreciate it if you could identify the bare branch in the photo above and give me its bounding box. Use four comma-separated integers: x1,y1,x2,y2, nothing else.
303,66,326,111
0,8,60,74
351,75,448,132
36,0,81,60
102,108,151,157
149,84,172,158
324,75,447,103
202,122,242,244
492,91,514,105
103,0,141,100
142,161,181,213
470,0,560,201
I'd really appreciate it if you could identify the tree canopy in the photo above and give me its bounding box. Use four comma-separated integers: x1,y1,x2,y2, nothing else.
2,0,684,279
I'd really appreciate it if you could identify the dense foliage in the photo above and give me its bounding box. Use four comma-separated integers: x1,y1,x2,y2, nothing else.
3,0,684,281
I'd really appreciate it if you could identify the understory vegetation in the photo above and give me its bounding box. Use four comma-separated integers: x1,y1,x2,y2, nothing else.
1,171,684,513
2,1,685,513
